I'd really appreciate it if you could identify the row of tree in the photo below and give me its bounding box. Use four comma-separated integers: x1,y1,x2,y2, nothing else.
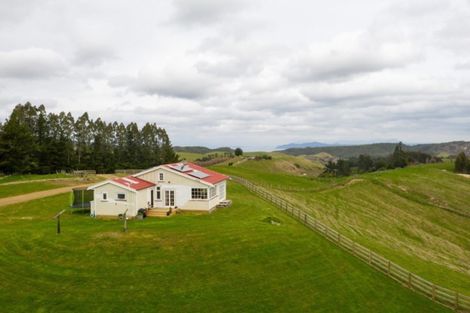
323,143,441,177
0,103,178,174
455,152,470,173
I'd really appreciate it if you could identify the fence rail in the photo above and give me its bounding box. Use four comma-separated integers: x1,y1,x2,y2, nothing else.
232,176,470,312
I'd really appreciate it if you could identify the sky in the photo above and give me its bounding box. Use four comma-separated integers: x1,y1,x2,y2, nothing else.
0,0,470,151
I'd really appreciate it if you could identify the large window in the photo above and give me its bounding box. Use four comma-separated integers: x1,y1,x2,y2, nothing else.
116,193,126,201
191,188,208,200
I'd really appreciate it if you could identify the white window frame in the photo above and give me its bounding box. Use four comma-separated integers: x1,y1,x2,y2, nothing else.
156,186,161,200
116,193,126,201
191,188,208,200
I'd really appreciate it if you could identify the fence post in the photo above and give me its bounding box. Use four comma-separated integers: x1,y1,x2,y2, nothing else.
387,261,391,275
338,233,341,243
304,213,307,224
408,273,412,288
455,292,459,310
368,249,372,264
432,284,436,300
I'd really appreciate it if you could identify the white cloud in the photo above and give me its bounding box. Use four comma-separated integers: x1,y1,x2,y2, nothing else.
170,0,247,26
0,48,67,79
0,0,469,149
285,33,421,82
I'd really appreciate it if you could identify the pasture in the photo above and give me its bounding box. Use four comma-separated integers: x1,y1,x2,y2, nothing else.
213,159,470,294
0,183,449,312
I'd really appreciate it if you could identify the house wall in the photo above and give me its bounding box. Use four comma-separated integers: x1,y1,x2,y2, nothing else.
135,166,228,212
215,181,227,201
91,183,137,217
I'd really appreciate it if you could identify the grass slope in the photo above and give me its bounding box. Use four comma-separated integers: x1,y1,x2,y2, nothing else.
212,160,470,294
0,184,448,312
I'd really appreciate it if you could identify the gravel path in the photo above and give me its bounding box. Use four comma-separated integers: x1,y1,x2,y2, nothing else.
0,184,88,207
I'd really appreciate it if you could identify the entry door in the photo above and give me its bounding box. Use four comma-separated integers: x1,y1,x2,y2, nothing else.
165,190,175,207
150,189,154,208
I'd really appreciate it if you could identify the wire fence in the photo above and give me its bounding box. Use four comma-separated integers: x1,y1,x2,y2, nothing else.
232,176,470,312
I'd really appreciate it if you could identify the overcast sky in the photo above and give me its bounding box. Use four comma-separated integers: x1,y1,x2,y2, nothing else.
1,0,470,150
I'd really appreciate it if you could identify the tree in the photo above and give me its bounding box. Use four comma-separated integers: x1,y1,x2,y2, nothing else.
234,147,243,156
357,154,374,173
336,159,351,177
0,103,179,174
0,104,39,174
455,152,468,173
390,142,408,168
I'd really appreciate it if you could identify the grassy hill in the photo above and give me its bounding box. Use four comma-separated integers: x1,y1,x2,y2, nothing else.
212,159,470,295
0,184,449,312
282,141,470,158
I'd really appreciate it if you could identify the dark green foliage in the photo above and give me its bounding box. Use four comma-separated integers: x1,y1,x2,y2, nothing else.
323,159,351,177
357,154,374,173
0,103,178,174
454,152,469,173
174,146,233,154
253,154,272,160
390,142,408,168
234,147,243,156
283,141,470,158
323,144,440,177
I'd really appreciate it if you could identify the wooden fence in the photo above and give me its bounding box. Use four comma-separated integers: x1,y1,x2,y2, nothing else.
232,176,470,312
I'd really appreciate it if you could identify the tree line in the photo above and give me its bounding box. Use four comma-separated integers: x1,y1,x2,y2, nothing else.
323,142,442,177
0,103,178,174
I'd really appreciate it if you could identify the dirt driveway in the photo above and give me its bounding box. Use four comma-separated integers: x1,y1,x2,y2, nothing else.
0,184,89,207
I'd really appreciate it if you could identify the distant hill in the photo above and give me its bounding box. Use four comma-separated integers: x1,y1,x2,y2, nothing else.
276,142,330,150
282,141,470,158
174,146,234,154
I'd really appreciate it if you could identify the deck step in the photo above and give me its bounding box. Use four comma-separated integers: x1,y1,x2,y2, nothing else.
146,209,176,217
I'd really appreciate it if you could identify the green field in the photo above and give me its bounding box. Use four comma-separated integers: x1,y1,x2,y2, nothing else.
213,159,470,295
0,183,449,312
0,177,103,199
0,181,67,198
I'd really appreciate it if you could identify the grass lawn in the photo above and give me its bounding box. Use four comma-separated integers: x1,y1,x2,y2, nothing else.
0,183,449,312
212,160,470,295
0,173,72,184
0,181,66,198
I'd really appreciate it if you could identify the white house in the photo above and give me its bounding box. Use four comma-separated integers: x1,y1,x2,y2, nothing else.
88,162,229,217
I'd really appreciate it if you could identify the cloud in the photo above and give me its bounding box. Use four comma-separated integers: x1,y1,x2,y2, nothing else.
73,41,116,66
116,65,218,100
170,0,247,26
0,48,67,79
285,33,420,82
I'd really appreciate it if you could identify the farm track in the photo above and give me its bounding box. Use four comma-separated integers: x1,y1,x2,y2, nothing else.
0,184,89,207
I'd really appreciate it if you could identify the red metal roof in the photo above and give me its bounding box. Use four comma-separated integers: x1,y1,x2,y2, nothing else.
165,162,229,185
112,176,155,191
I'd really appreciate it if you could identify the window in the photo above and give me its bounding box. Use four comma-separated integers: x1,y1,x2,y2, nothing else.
209,187,216,198
102,193,107,200
117,193,126,201
159,173,164,181
191,188,208,200
156,187,161,200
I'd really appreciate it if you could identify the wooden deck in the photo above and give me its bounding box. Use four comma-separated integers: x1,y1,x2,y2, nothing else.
146,208,176,217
